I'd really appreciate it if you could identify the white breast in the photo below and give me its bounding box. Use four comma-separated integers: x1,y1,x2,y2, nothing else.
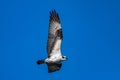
46,50,62,63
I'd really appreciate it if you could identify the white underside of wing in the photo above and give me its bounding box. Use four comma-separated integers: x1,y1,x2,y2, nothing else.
53,39,61,51
50,22,61,35
45,39,62,63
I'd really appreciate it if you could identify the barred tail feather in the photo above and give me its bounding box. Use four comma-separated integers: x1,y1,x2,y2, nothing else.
37,59,45,64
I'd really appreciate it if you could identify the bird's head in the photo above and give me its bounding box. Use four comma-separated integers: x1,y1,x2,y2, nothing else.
61,56,68,61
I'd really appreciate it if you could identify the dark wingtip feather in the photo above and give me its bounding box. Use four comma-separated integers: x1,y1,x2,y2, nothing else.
49,10,60,23
47,63,62,73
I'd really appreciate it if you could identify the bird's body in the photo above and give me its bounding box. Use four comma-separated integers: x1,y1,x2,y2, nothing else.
37,10,67,73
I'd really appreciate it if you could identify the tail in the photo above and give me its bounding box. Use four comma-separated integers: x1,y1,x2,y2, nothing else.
36,59,45,65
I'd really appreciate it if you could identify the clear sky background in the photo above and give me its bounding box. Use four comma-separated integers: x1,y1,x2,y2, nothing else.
0,0,120,80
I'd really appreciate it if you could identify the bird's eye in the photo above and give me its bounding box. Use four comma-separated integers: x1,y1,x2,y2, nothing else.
62,56,65,58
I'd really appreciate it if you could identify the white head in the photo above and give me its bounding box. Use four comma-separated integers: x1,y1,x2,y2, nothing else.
61,56,68,61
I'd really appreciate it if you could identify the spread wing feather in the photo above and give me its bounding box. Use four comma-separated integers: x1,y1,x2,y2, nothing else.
47,10,63,57
47,63,62,73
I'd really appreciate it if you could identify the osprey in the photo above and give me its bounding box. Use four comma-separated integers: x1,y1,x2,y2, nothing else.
37,10,67,73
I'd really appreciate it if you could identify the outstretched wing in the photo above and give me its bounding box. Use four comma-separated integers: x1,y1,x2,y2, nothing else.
47,63,62,73
47,10,63,57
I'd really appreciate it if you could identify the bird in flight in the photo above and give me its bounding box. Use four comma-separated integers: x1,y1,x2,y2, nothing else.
37,10,68,73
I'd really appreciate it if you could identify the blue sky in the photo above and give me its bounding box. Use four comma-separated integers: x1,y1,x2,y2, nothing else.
0,0,120,80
